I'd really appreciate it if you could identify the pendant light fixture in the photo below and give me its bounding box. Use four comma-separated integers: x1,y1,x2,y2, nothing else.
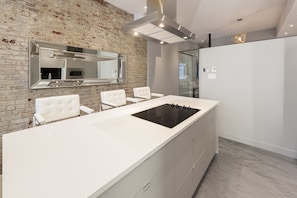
234,18,246,44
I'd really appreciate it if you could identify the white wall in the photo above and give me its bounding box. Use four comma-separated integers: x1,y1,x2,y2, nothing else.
148,41,197,95
199,36,297,158
283,37,297,152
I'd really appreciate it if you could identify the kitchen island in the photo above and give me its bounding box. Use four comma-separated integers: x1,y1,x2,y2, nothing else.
3,95,219,198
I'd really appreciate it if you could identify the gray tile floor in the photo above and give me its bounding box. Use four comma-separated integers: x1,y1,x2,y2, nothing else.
195,138,297,198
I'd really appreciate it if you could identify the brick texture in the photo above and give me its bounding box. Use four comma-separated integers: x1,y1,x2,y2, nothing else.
0,0,147,172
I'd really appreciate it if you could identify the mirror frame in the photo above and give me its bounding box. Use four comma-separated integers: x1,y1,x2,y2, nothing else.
29,40,126,89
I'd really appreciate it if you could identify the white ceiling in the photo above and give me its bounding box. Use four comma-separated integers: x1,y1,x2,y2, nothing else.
106,0,297,43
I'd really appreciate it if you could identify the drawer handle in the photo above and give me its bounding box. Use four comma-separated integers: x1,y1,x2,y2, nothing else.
143,182,151,191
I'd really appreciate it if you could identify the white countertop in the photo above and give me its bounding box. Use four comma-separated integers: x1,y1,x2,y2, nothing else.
3,95,219,198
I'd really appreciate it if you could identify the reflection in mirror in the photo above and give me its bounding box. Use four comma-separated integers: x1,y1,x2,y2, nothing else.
29,40,126,89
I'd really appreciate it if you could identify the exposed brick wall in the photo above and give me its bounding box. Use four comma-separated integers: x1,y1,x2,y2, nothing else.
0,0,147,172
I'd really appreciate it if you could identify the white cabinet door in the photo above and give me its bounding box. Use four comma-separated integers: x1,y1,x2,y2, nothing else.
174,127,195,198
174,125,193,191
191,114,209,162
99,140,174,198
174,109,216,198
192,109,216,188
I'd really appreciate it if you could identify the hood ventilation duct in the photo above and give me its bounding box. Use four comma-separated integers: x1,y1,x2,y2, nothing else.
121,0,196,44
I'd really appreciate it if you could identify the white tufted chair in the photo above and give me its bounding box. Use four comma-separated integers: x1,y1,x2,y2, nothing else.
33,94,94,127
133,86,164,100
100,89,138,110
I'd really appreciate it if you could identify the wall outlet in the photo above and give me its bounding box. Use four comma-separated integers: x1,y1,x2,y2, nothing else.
211,67,216,72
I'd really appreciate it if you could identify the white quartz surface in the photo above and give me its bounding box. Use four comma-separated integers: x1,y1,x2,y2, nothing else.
3,95,219,198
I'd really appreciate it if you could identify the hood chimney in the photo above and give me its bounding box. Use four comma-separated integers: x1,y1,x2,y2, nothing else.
121,0,196,44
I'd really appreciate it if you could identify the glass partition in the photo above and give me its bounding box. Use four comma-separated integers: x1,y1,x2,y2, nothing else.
178,49,199,97
29,40,126,89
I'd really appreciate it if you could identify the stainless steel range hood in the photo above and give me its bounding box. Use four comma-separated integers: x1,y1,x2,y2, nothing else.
121,0,196,44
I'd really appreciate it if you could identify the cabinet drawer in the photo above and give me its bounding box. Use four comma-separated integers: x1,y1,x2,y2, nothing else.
174,109,215,190
192,110,215,161
134,162,174,198
192,141,216,187
174,109,216,198
98,140,174,198
174,166,195,198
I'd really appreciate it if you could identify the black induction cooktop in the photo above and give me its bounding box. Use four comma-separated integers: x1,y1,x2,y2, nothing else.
132,104,200,128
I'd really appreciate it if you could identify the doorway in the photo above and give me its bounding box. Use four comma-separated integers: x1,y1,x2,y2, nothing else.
178,49,199,97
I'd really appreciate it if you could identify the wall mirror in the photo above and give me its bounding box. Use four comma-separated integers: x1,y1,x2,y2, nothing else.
29,40,126,89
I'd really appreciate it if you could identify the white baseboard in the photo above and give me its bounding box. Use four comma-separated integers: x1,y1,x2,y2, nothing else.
219,132,297,159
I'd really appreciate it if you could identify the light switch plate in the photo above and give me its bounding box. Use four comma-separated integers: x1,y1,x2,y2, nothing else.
208,73,216,79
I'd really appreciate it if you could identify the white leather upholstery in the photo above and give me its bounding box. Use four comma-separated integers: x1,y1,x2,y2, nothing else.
80,105,94,114
133,87,164,100
33,94,93,126
100,89,128,110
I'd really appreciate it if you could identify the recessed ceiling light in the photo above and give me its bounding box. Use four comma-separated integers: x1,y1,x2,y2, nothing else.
290,24,294,28
160,41,164,44
144,6,147,9
183,36,188,40
284,32,288,35
159,23,164,28
134,32,139,36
